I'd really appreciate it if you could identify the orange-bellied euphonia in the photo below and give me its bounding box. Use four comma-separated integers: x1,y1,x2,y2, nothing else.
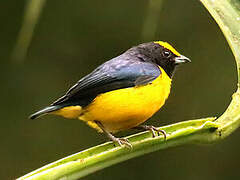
30,41,190,148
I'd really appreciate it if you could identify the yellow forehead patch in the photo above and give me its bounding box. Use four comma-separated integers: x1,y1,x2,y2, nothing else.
154,41,181,56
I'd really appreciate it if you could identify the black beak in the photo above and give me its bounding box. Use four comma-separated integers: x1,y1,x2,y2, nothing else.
174,55,191,65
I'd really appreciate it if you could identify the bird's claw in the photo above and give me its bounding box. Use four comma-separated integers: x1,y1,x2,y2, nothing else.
113,137,132,149
141,125,167,139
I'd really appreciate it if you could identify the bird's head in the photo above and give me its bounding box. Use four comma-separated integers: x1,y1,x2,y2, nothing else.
130,41,191,77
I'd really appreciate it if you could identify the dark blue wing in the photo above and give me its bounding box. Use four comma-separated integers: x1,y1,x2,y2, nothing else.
52,55,161,107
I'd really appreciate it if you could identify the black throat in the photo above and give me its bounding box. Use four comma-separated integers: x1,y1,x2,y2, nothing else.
161,64,176,78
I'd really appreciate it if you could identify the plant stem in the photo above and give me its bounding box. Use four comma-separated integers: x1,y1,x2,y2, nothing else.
12,0,46,63
18,118,217,180
141,0,164,41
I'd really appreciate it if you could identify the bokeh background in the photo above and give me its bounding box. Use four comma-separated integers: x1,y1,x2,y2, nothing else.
1,0,239,179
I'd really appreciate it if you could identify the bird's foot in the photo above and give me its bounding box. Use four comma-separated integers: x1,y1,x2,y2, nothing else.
111,136,132,149
136,125,167,139
94,121,132,149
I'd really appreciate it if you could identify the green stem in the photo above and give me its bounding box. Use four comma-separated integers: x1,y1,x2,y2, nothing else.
18,117,217,180
200,0,240,80
141,0,164,41
200,0,240,139
12,0,46,63
18,0,240,179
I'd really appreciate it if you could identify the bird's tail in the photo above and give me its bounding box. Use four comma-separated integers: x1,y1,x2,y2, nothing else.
29,105,62,120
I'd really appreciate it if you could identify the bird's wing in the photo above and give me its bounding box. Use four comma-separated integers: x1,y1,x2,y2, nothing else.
52,57,161,107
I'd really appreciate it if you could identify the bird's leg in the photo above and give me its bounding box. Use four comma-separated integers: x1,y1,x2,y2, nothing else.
94,121,132,149
134,125,167,139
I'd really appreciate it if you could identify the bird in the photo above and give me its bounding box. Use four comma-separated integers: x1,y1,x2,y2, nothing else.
29,41,190,148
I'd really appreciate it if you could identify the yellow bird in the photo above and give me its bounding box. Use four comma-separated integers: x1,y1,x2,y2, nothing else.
30,41,190,148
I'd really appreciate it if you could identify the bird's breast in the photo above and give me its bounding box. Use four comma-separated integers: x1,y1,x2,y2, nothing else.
79,67,172,132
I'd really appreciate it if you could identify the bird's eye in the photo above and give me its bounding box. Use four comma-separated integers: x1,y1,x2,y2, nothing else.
163,51,171,58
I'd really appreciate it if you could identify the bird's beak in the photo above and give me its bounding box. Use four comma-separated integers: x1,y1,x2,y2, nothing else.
174,55,191,65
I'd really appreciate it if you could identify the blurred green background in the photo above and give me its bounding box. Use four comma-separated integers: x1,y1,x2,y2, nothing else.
1,0,239,179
